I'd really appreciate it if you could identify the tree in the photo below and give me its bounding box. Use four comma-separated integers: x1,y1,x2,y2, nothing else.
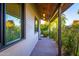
61,14,67,30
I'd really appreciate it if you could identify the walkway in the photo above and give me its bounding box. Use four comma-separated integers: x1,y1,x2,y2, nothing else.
30,37,58,56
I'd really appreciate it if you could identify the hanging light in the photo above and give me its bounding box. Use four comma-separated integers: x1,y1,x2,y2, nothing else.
43,13,45,17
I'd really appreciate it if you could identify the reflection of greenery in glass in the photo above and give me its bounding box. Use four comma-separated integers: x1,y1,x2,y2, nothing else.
35,17,38,32
5,4,21,44
6,15,21,43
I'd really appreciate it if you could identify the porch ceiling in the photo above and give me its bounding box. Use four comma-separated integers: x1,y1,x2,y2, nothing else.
34,3,73,21
34,3,58,20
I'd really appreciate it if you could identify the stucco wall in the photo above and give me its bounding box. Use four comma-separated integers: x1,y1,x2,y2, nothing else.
0,4,39,56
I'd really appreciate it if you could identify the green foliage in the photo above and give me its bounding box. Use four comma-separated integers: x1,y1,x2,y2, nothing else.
35,17,39,32
42,30,48,37
49,29,58,42
62,26,79,55
61,14,67,29
62,27,75,55
40,23,49,37
49,18,58,41
40,14,79,55
6,25,21,43
49,14,79,55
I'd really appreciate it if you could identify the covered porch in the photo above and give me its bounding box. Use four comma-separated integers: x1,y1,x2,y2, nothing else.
0,3,73,56
30,3,73,56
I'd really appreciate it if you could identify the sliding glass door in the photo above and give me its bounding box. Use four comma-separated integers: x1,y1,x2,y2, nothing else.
5,4,22,44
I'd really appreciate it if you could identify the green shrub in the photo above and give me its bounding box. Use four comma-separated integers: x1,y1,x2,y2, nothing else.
62,26,79,55
40,24,48,37
49,30,58,42
42,30,48,37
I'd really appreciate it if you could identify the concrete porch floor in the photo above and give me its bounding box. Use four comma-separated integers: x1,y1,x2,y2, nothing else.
30,37,58,56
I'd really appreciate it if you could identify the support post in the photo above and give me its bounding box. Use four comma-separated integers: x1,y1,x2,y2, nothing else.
38,19,41,40
48,20,50,39
58,5,62,56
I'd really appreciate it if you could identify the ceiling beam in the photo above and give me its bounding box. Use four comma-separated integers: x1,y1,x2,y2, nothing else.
50,3,61,22
49,4,60,22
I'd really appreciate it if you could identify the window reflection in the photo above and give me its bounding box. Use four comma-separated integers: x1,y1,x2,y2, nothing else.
5,4,21,44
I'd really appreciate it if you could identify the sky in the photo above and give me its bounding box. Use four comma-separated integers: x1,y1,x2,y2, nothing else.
6,14,21,26
63,3,79,26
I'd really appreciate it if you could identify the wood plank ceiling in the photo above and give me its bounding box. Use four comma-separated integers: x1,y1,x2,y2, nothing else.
34,3,58,21
34,3,73,21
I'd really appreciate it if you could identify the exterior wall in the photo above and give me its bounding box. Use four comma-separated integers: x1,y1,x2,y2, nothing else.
0,4,39,56
25,3,39,55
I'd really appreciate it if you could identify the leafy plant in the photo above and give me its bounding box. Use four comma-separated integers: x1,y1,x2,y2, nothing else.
40,23,48,37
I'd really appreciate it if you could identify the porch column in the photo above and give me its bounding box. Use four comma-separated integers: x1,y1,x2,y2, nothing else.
38,19,41,40
58,5,62,56
48,20,50,39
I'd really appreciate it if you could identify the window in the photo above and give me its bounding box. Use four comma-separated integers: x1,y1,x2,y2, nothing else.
5,4,22,44
35,16,39,32
0,3,24,49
